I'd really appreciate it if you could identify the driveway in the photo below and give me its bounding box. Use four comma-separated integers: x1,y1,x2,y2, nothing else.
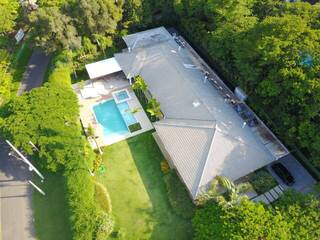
267,154,316,194
18,49,51,95
0,141,36,240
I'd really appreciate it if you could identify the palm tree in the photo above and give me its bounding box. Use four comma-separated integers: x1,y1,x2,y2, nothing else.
196,176,251,207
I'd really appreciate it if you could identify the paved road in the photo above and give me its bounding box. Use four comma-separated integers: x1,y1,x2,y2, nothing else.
0,141,36,240
18,49,51,95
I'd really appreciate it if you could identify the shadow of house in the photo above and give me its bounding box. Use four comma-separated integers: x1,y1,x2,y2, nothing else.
126,132,193,240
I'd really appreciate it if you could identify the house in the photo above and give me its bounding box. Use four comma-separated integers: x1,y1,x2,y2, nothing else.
86,27,290,200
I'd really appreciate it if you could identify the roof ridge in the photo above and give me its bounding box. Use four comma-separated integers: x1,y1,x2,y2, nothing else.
154,118,216,129
193,123,218,198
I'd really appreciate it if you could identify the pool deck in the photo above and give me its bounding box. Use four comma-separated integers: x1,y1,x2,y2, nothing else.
72,73,154,147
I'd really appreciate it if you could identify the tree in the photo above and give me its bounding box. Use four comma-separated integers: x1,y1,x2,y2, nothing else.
275,190,320,240
92,34,113,56
193,200,289,240
77,0,123,35
0,0,20,34
196,176,250,207
29,7,81,53
233,14,320,167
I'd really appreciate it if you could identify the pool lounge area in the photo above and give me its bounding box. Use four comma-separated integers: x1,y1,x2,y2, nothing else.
73,74,154,147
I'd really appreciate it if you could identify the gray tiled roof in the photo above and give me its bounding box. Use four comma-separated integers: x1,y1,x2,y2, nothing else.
117,27,276,200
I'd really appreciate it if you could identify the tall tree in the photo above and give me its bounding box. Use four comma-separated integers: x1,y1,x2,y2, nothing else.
233,14,320,167
0,0,20,34
29,7,81,53
77,0,123,35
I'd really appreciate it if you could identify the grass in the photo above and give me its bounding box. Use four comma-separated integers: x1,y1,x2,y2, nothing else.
97,132,193,240
32,171,72,240
10,41,33,94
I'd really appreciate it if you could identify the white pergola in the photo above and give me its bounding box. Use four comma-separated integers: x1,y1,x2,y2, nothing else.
85,57,122,79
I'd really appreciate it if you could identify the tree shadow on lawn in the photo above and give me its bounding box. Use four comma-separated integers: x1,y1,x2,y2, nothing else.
32,171,72,240
126,132,193,240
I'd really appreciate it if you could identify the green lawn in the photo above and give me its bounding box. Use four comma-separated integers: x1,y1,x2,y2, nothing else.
97,132,193,240
32,172,72,240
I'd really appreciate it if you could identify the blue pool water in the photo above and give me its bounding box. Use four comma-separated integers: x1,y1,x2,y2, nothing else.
115,90,129,102
93,99,137,139
117,102,137,126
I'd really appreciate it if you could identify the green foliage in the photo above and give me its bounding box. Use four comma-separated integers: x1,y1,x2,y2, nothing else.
0,61,12,102
193,200,289,240
192,203,225,240
171,0,320,170
132,75,148,92
29,7,81,53
275,190,320,240
94,211,114,240
48,66,72,87
248,169,277,194
193,190,320,240
37,0,71,7
160,160,170,174
196,176,250,207
128,122,141,132
163,170,195,219
0,0,20,34
94,181,112,213
77,0,123,35
146,97,162,119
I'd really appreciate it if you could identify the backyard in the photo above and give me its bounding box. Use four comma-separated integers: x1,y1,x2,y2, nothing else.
97,131,193,239
32,172,72,240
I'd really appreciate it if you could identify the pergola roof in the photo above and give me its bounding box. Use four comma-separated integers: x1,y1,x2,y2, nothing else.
85,57,122,79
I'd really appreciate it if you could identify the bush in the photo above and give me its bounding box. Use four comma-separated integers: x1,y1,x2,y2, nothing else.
163,170,195,219
94,211,114,240
128,122,142,132
160,160,170,174
94,181,112,214
248,169,277,194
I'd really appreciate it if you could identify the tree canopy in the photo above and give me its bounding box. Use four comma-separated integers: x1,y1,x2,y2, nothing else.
29,7,81,53
193,190,320,240
76,0,123,35
0,0,20,34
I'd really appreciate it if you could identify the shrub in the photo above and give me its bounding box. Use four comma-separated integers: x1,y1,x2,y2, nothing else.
163,170,195,219
248,169,277,194
48,65,72,87
94,181,112,214
93,154,102,173
128,122,142,132
94,211,114,240
160,160,170,174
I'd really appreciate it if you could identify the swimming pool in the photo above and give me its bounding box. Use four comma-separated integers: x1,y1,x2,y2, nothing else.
93,99,137,139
